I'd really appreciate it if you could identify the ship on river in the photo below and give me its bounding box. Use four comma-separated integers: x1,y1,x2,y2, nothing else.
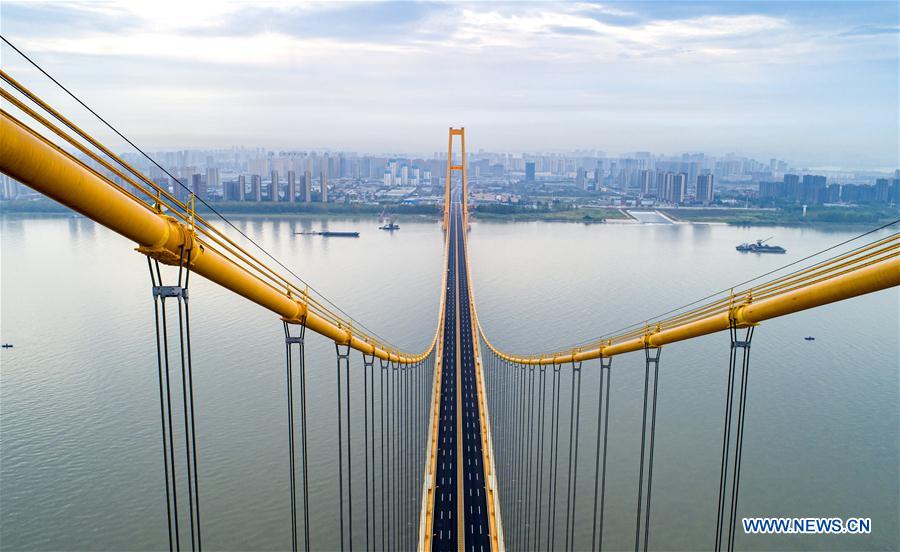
736,237,786,254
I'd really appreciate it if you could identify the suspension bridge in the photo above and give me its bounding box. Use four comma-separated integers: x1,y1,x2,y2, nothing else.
1,41,899,552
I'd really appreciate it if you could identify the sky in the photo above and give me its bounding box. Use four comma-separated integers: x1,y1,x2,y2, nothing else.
2,1,898,168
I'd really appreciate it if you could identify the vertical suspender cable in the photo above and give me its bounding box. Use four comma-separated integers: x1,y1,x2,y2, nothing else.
535,364,547,550
727,326,754,552
565,362,583,552
335,346,346,552
148,258,175,552
642,350,661,552
363,354,372,552
634,353,651,552
179,255,202,552
298,327,311,552
591,357,612,552
284,322,298,552
380,359,388,552
549,364,562,550
524,365,536,552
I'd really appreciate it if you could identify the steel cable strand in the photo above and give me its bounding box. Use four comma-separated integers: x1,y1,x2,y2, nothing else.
380,359,388,552
516,363,528,549
362,354,372,552
284,323,298,552
297,330,311,551
535,365,547,550
0,50,401,351
634,353,651,552
175,252,201,552
591,358,612,552
642,350,661,552
565,362,583,552
715,327,740,552
156,264,182,552
336,347,346,552
727,327,754,552
548,364,563,551
148,259,175,552
524,365,536,552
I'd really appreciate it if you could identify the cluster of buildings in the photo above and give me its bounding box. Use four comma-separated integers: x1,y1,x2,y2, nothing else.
2,145,897,211
758,173,900,205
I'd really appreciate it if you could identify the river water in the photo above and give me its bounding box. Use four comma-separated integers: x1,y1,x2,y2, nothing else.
1,214,897,551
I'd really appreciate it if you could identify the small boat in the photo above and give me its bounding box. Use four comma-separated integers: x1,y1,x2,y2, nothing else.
736,237,786,254
1,344,13,349
294,231,360,238
379,222,400,231
804,336,815,341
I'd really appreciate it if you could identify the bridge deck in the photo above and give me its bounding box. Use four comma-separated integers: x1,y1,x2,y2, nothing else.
428,200,495,551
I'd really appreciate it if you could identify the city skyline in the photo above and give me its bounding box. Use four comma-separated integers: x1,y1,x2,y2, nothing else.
2,1,898,169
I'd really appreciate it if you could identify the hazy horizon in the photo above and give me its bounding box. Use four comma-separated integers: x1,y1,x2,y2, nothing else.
2,1,898,169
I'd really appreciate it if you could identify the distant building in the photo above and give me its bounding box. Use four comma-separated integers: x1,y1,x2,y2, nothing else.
672,173,687,204
525,162,535,182
758,181,780,199
269,170,279,201
783,174,800,201
656,171,673,202
190,173,204,200
287,171,297,203
320,170,328,203
575,168,587,190
639,169,652,197
874,178,890,203
250,175,261,202
696,174,715,204
225,176,243,201
303,170,312,202
801,174,826,204
205,167,219,194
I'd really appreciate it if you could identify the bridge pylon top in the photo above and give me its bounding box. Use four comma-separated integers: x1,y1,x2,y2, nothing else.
444,127,468,229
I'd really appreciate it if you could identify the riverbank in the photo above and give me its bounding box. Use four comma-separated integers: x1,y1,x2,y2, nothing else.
660,206,898,227
4,199,895,228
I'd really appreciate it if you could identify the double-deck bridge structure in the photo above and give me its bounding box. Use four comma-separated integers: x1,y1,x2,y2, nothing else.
1,44,899,552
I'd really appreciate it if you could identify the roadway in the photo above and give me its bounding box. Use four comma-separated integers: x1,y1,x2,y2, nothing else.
431,195,491,551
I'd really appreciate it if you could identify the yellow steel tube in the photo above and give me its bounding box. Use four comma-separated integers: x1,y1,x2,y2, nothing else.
482,255,900,364
0,110,430,362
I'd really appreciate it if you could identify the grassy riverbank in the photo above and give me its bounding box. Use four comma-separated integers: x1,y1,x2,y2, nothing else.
661,206,898,226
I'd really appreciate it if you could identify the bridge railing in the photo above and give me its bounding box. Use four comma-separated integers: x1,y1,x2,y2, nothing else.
475,228,898,364
0,67,439,363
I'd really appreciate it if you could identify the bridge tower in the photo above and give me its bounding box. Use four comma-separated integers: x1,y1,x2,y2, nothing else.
444,127,467,229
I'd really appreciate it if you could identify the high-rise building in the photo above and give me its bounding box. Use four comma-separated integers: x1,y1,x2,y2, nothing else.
269,170,279,201
190,173,205,200
672,173,687,204
303,170,312,202
801,174,826,204
784,174,800,201
320,170,328,203
656,171,673,201
224,177,242,201
639,169,652,197
287,171,297,203
401,165,409,187
525,162,535,182
696,174,715,204
250,175,262,202
205,167,219,194
575,168,586,190
237,175,246,202
874,178,890,203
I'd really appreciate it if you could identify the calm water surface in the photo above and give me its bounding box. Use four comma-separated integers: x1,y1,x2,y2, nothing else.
1,214,897,551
